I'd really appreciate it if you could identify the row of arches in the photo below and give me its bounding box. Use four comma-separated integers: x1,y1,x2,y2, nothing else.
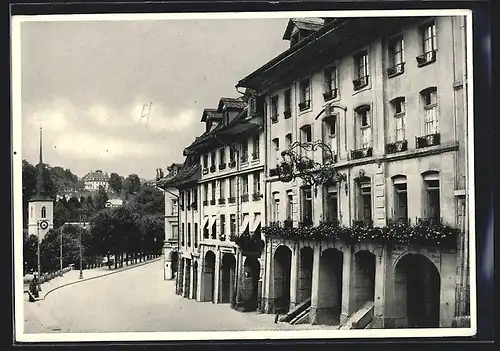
273,245,441,328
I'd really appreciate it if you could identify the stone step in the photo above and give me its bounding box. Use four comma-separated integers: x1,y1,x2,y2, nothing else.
339,301,374,330
279,298,312,323
290,306,311,325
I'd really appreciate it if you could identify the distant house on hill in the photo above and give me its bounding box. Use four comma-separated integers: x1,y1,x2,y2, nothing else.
82,170,109,192
105,198,124,208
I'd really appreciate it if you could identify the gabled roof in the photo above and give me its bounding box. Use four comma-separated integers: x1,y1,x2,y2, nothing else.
217,97,247,112
201,108,222,122
82,170,109,181
157,158,201,189
282,17,325,40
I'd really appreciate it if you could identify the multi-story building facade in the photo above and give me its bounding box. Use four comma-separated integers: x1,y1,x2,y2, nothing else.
236,16,469,328
82,170,110,192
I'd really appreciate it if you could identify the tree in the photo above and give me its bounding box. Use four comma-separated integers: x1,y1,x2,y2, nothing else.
67,196,83,221
94,185,109,211
83,195,95,217
53,197,70,229
108,172,123,194
123,174,141,195
23,234,38,274
129,185,165,216
139,214,165,257
22,160,37,227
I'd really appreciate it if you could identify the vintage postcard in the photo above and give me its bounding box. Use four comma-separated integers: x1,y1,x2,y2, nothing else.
12,9,476,342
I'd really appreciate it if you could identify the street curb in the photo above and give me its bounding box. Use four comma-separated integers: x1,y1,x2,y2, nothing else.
42,257,162,300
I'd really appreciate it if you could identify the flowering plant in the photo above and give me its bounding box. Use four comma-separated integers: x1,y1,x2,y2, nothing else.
262,219,459,248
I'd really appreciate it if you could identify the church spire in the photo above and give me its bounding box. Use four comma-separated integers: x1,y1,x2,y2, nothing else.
35,127,48,198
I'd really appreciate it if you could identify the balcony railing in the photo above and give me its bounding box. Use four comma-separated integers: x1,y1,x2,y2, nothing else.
270,115,278,123
229,161,236,168
241,155,248,163
210,165,216,173
284,219,293,228
353,75,369,90
298,100,311,111
241,194,249,203
352,219,373,227
202,168,209,175
416,133,440,149
252,152,259,161
386,140,408,154
210,199,216,205
350,147,373,160
219,163,226,170
322,219,339,227
228,197,236,204
323,88,338,102
252,192,262,201
416,50,437,67
202,200,208,206
283,110,292,119
218,198,226,205
387,62,405,78
300,216,313,227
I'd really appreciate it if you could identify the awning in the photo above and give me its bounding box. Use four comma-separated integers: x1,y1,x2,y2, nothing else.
202,216,210,229
240,214,250,234
250,213,261,233
209,216,217,229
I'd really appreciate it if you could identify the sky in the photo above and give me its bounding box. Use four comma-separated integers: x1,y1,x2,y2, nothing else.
19,16,289,180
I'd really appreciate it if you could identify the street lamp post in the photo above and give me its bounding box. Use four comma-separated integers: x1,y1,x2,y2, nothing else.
79,218,84,279
36,220,41,292
59,228,63,276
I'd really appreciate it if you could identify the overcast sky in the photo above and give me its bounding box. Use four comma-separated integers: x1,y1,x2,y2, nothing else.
20,17,289,180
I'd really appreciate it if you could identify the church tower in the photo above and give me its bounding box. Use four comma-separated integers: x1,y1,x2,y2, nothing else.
28,127,54,241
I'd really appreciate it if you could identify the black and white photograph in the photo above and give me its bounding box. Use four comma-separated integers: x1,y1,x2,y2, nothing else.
12,9,476,342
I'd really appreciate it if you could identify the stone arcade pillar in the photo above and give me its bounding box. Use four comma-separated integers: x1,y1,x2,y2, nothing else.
214,251,221,303
196,257,203,301
289,242,299,310
309,243,321,324
372,245,393,328
189,259,195,299
263,240,273,313
340,245,354,325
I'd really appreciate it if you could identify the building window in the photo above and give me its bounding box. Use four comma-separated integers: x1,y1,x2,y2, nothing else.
387,35,405,77
241,141,248,163
272,192,280,223
219,148,226,166
30,206,33,218
171,199,178,215
423,172,440,222
41,206,46,219
219,179,225,202
356,106,372,149
172,225,179,240
229,146,236,164
220,214,226,240
211,181,216,202
272,138,280,167
194,223,198,248
301,186,313,225
298,78,311,111
186,190,191,210
390,97,406,141
211,151,216,167
300,125,312,143
323,66,338,101
203,154,209,168
229,177,236,202
230,214,236,235
284,133,292,150
203,219,209,239
284,88,292,118
286,190,293,221
253,172,261,197
241,175,249,195
179,191,185,210
203,184,209,205
392,176,408,221
358,181,372,225
192,189,198,208
353,50,369,89
324,184,338,224
187,223,192,247
322,114,338,160
422,88,439,135
181,223,185,246
252,135,260,160
417,21,437,66
271,95,279,122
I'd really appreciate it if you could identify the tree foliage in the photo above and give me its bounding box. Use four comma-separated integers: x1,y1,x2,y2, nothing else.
94,185,109,211
108,172,123,194
123,174,141,195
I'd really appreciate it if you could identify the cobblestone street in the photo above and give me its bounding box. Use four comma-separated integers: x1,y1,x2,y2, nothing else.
23,259,336,333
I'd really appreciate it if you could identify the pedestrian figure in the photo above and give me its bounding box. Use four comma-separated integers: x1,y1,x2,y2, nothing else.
274,307,284,323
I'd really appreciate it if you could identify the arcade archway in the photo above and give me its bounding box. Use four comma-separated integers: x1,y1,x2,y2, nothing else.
273,245,292,312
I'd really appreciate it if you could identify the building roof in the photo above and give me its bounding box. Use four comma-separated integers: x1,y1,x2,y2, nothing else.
201,108,222,122
282,17,325,40
157,160,201,189
236,16,424,93
217,97,247,112
82,170,109,181
106,199,123,206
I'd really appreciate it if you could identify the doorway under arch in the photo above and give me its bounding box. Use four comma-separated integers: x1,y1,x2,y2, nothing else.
192,261,198,300
273,245,292,312
184,259,192,298
298,247,314,304
170,251,179,278
352,250,376,311
243,256,261,311
203,251,216,302
317,248,343,325
394,253,441,328
220,254,236,303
